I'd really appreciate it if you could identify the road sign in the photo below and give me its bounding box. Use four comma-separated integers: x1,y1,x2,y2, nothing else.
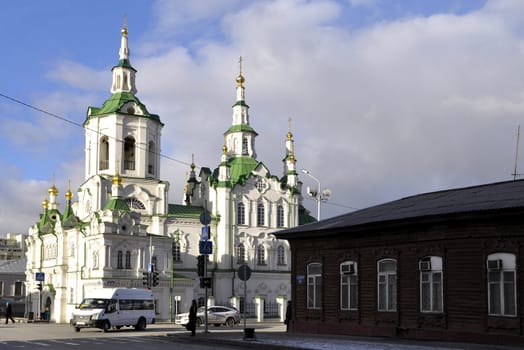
201,226,210,241
199,212,211,225
199,240,213,255
238,264,252,281
35,272,45,282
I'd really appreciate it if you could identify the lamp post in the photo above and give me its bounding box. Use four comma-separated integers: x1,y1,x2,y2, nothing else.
301,169,331,221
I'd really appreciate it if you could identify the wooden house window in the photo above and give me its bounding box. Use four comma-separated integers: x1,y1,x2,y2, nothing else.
340,261,358,310
419,256,443,313
307,262,322,309
377,259,397,312
487,253,516,317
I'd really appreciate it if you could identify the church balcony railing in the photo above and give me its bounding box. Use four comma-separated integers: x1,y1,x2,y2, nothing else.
124,160,135,171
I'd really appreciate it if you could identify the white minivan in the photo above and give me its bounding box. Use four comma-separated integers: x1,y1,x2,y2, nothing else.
70,288,155,332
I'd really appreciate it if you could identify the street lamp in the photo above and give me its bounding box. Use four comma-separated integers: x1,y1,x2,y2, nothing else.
301,169,331,221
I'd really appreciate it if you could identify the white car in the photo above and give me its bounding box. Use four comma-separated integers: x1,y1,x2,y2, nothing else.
175,305,241,328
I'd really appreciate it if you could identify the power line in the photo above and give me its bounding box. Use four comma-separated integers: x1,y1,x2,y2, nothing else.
0,92,193,169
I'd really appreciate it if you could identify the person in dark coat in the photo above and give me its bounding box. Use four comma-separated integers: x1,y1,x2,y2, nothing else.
284,300,292,332
5,302,15,324
188,299,198,336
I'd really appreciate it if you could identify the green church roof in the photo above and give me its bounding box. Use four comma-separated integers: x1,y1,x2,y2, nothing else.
84,92,163,125
224,124,258,136
227,157,259,186
104,198,130,212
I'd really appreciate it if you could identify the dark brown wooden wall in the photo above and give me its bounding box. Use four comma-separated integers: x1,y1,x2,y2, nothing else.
287,215,524,346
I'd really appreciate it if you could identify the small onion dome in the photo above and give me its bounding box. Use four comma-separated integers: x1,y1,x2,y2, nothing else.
287,131,293,140
236,73,245,86
65,188,73,201
112,173,122,185
121,27,128,36
222,145,228,154
42,198,49,209
289,154,296,163
48,185,58,195
190,162,196,171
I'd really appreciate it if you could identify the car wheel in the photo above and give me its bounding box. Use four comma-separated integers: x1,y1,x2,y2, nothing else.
225,317,236,327
102,320,111,333
196,318,203,327
75,327,80,332
135,317,147,331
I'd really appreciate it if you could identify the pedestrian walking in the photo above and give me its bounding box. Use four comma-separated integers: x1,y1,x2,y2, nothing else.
5,302,15,324
284,300,292,332
188,299,197,336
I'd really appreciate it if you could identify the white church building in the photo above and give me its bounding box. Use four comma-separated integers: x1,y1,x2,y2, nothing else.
24,24,314,323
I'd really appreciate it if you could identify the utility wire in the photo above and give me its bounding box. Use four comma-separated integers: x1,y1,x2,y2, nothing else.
0,92,193,169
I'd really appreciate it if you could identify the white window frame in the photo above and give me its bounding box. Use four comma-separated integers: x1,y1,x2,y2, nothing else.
257,245,266,265
307,262,322,309
377,258,397,312
236,243,246,264
277,245,286,266
237,202,245,225
277,205,285,228
419,256,443,313
257,203,265,227
340,261,358,310
487,253,517,317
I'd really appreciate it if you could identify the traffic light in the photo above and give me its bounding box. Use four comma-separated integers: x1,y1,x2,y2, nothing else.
152,272,159,287
197,255,205,276
142,272,150,287
36,283,43,291
202,277,212,288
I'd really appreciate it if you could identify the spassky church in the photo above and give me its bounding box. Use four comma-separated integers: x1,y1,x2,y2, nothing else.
24,24,314,323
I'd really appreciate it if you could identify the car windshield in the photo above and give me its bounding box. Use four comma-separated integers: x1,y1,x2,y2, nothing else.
78,298,110,309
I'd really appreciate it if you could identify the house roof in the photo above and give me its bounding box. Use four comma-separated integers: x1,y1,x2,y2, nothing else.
0,258,27,274
275,179,524,238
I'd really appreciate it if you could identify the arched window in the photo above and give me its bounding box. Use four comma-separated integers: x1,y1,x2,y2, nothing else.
99,136,109,170
307,262,322,309
277,205,284,228
237,202,245,225
419,256,443,313
340,261,358,310
242,137,249,155
125,250,132,269
257,245,266,265
124,136,135,170
125,197,146,210
257,203,265,227
377,259,397,311
236,243,246,264
487,253,516,316
148,141,155,175
117,250,123,269
277,245,286,265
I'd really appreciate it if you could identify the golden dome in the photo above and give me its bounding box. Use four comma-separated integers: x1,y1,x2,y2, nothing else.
48,185,58,195
222,145,228,154
42,198,49,209
236,74,245,86
287,131,293,140
112,173,122,185
65,188,73,201
121,27,128,36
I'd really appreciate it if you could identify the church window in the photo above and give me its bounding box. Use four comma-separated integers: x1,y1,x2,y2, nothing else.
125,197,145,210
125,250,132,269
148,141,155,175
124,136,136,171
277,245,286,265
277,205,285,228
242,137,249,155
257,203,265,227
152,255,158,271
257,245,266,265
236,244,246,264
117,250,123,269
237,202,245,225
99,136,109,170
93,251,99,269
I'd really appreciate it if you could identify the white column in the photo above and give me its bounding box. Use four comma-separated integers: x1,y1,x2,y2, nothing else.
276,295,287,323
254,295,264,323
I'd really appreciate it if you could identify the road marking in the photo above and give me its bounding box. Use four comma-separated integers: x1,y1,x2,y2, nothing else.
49,339,80,346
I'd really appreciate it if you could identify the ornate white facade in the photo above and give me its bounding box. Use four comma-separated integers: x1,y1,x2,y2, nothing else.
25,24,313,324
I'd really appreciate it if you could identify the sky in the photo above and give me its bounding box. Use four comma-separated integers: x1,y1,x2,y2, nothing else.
2,0,524,236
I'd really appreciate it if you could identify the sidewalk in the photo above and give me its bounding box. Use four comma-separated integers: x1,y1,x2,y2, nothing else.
166,323,523,350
